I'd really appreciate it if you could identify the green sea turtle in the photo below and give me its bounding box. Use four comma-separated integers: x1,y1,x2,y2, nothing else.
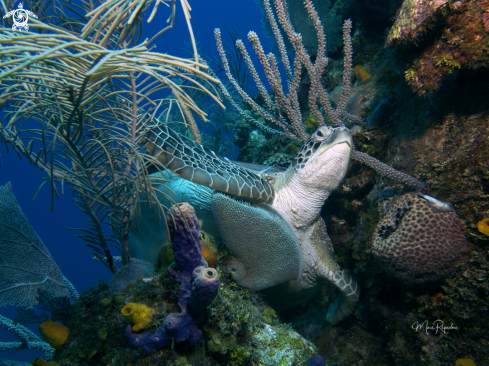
141,123,359,324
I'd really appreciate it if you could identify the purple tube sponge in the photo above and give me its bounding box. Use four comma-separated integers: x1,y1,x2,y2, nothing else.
126,325,169,353
125,202,219,353
166,203,206,274
163,313,201,344
188,266,220,322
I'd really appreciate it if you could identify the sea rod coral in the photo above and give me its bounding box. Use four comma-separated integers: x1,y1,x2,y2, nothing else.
0,313,54,362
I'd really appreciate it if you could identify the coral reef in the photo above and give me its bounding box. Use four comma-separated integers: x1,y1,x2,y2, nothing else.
31,358,59,366
251,323,317,365
307,109,489,365
54,245,316,365
372,192,470,284
406,114,489,246
3,0,489,364
389,0,489,94
387,0,448,44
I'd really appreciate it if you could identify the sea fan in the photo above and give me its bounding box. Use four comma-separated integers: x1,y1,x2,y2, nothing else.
0,183,70,308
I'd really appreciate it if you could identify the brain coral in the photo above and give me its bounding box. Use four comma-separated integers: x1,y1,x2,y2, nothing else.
372,193,470,285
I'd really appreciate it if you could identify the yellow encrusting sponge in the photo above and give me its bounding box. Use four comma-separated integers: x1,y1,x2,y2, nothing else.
455,359,476,366
38,319,70,349
121,303,155,331
477,218,489,236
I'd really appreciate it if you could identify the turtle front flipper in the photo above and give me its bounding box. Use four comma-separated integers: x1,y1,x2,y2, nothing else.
325,269,360,325
142,124,274,203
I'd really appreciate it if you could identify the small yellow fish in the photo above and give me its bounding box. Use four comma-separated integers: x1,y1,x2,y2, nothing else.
355,65,371,82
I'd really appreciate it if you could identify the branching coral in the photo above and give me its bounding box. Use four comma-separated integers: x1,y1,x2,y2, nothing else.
0,0,221,274
215,0,425,190
0,314,54,360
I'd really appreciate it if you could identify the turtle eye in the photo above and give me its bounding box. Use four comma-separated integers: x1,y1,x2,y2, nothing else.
315,128,332,139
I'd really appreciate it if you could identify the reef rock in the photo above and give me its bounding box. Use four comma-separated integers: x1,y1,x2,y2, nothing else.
372,192,470,284
251,324,317,366
387,0,448,44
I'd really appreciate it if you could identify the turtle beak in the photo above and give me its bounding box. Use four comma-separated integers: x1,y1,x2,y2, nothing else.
333,141,351,155
331,127,352,151
333,127,351,142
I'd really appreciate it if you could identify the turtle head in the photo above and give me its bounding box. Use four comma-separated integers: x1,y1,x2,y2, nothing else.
291,126,352,191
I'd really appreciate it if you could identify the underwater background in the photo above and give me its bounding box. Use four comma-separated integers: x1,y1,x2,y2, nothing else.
0,1,267,362
0,0,488,365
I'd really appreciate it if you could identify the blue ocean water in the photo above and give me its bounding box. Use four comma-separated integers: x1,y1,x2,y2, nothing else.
0,0,265,362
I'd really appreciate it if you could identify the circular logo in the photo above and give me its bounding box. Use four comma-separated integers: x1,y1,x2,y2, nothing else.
3,3,38,32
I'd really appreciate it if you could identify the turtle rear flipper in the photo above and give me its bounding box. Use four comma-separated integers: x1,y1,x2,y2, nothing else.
308,218,360,325
326,269,360,325
212,193,303,291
